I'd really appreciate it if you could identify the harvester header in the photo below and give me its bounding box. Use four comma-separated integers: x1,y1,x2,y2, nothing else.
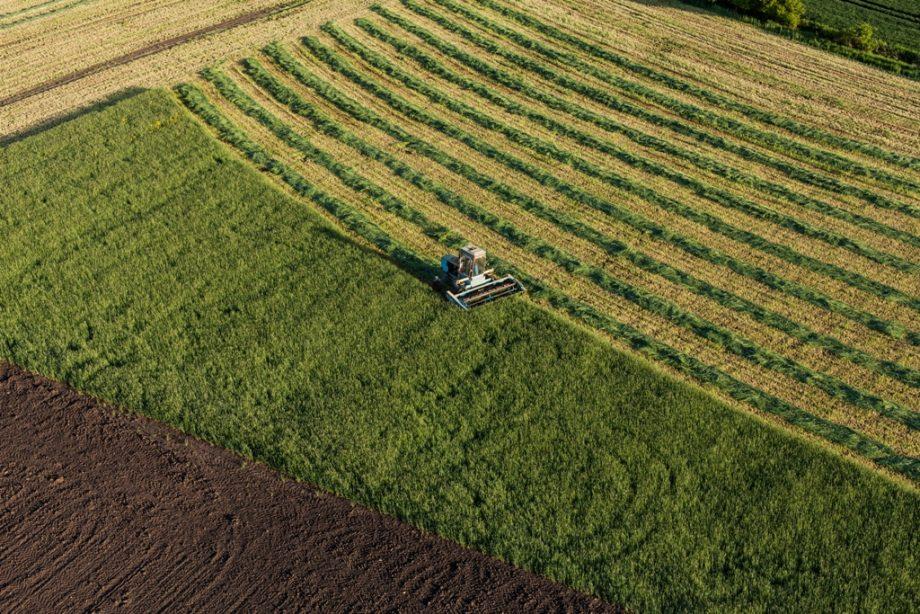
435,245,525,309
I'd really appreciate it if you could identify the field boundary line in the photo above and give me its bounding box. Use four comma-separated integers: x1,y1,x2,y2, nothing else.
0,0,312,108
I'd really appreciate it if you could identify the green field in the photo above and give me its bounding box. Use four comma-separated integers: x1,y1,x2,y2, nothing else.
804,0,920,51
1,89,918,610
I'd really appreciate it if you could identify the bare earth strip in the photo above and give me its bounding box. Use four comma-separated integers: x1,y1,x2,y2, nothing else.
0,363,616,612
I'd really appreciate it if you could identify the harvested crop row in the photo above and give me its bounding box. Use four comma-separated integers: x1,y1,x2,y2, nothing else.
328,21,919,294
373,2,920,243
0,0,93,31
538,3,920,155
463,0,920,172
175,81,920,481
351,17,920,260
546,0,920,134
230,49,920,438
401,0,920,193
240,55,920,412
0,0,238,90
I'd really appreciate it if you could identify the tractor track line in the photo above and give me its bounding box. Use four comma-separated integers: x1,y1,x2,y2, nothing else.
0,0,311,108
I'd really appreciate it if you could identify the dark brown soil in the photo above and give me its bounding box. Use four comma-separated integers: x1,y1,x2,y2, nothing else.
0,363,618,612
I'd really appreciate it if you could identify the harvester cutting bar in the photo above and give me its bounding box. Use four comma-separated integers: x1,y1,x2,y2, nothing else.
447,275,525,310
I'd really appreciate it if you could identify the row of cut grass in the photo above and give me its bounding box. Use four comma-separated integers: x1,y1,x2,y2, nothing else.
380,2,920,217
178,80,920,483
256,45,920,429
328,21,916,277
276,38,918,350
466,0,920,171
244,54,920,395
294,36,920,339
353,16,920,252
420,0,920,194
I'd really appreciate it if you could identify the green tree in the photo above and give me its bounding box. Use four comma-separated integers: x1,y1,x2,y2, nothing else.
731,0,805,28
841,22,877,51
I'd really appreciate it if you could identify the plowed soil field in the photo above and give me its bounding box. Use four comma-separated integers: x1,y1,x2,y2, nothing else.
0,363,613,612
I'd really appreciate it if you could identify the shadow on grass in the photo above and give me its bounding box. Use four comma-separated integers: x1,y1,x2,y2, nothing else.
1,87,147,147
311,225,442,289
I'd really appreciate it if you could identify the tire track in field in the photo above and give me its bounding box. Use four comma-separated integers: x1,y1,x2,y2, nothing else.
0,0,310,108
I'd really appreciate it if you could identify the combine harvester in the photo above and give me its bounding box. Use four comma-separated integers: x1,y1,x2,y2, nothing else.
435,245,525,310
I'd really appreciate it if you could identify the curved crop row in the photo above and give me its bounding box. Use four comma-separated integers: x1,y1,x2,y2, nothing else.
378,3,920,218
354,17,920,251
176,80,920,482
418,0,920,192
173,83,439,282
301,35,920,323
269,42,916,346
244,53,920,389
467,0,920,171
328,22,916,275
258,46,920,427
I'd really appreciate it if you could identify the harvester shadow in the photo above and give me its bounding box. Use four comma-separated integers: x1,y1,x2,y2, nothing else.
1,87,147,147
311,225,441,288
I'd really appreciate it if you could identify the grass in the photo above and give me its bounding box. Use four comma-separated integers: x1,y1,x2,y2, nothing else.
804,0,920,51
1,87,919,611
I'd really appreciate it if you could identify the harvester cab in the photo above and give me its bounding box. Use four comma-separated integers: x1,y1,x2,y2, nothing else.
436,245,525,310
